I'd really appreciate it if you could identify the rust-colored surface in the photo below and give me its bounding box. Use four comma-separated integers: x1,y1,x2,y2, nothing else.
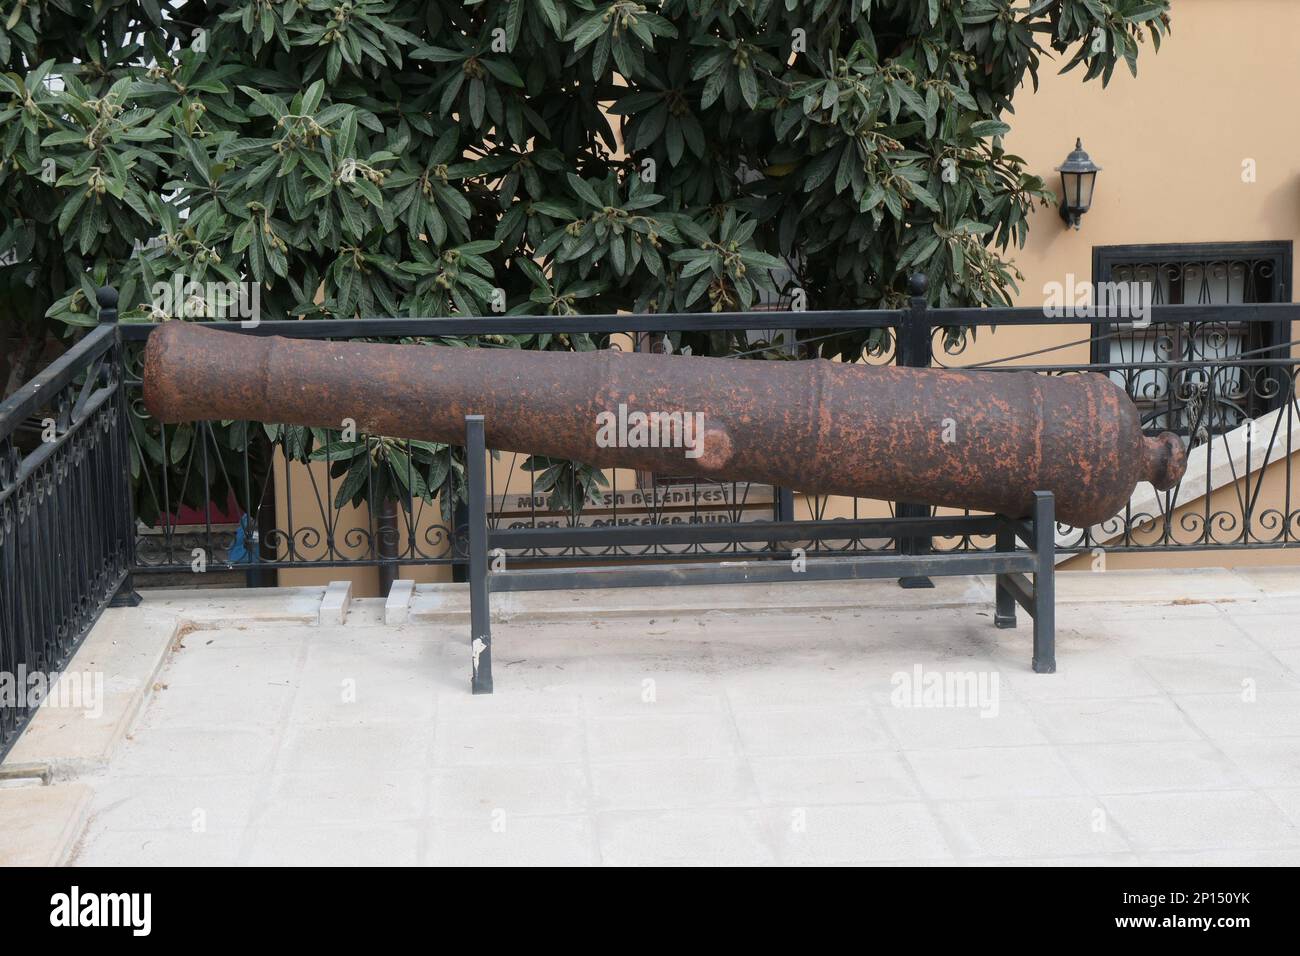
143,322,1186,528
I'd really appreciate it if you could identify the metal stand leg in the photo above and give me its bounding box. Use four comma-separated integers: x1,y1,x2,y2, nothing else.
994,524,1016,629
450,499,470,583
897,501,935,589
1032,491,1056,674
768,486,795,559
466,415,492,694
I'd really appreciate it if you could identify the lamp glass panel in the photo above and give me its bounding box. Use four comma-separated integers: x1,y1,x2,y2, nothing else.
1060,171,1080,210
1077,170,1097,211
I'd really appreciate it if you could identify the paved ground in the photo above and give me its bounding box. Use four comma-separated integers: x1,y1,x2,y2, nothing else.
5,569,1300,866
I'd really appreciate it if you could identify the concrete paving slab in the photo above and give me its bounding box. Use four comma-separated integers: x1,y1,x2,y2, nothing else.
111,727,279,779
761,802,952,865
1135,847,1300,866
1099,790,1300,852
428,814,598,866
1026,696,1203,745
905,746,1087,801
74,829,243,867
80,774,263,834
5,606,180,775
586,712,739,762
0,783,92,866
1134,649,1300,695
1174,691,1300,739
1055,567,1267,605
1059,741,1251,795
1213,737,1300,788
748,751,923,806
732,706,891,757
878,699,1048,750
589,758,757,812
596,809,775,866
7,566,1300,866
432,714,585,766
1090,607,1260,655
258,771,427,829
1229,614,1300,649
431,763,590,819
1231,567,1300,599
937,797,1130,860
1265,787,1300,828
246,824,422,867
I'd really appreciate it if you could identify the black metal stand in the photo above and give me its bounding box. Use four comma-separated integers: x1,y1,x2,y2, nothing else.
466,415,492,694
462,415,1057,693
896,501,936,590
994,491,1057,674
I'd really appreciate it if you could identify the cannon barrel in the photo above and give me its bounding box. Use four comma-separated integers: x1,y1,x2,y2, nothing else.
142,322,1186,528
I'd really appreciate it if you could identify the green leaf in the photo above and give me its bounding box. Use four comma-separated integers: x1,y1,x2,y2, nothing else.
969,119,1011,138
239,86,286,120
468,78,485,127
567,174,603,208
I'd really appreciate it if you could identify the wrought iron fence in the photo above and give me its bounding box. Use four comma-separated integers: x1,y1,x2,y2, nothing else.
0,307,136,760
112,292,1300,579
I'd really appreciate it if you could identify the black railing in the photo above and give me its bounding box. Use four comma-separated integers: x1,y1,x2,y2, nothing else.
109,290,1300,578
0,301,137,760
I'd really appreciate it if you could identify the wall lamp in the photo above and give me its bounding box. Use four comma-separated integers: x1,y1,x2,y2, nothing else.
1056,138,1101,230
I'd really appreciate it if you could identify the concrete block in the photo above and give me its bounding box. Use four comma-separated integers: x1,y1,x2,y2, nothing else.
385,579,415,625
319,580,352,625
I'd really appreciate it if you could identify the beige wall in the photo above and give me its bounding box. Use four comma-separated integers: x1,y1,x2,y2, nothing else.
966,0,1299,368
988,0,1300,569
281,0,1300,592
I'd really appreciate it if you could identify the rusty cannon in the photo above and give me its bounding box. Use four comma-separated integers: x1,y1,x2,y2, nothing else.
142,322,1185,529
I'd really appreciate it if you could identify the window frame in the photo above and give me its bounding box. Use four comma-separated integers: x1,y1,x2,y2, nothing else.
1089,240,1293,439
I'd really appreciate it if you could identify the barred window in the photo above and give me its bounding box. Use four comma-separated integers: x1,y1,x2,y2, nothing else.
1091,241,1292,444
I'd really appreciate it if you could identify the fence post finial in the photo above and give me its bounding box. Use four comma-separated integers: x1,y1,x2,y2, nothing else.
96,286,119,324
